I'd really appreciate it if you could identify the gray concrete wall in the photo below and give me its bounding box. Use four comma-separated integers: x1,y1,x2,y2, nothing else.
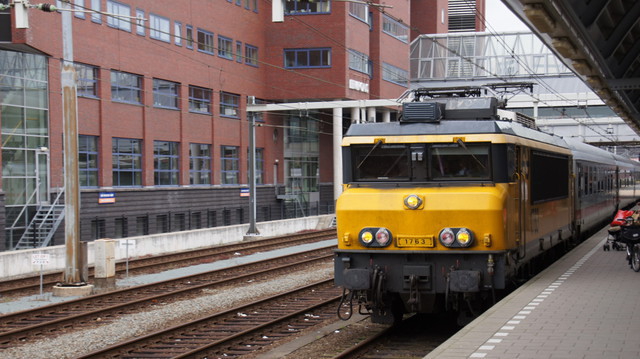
1,215,335,280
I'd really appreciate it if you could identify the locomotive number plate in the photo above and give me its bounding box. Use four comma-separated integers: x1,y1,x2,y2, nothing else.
397,236,434,248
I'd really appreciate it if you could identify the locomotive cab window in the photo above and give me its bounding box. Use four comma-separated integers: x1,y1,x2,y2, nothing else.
430,144,491,180
353,143,410,181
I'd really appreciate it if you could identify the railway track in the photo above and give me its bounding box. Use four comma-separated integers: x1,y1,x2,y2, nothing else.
0,228,335,298
0,246,334,349
77,279,341,358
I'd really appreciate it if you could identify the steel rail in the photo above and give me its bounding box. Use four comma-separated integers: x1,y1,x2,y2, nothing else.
0,228,335,297
0,246,334,348
77,279,340,358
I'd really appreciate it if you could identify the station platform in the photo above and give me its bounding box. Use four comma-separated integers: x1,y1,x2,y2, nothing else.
426,226,640,359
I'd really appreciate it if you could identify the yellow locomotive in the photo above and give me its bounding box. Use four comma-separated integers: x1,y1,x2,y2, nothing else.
334,88,640,324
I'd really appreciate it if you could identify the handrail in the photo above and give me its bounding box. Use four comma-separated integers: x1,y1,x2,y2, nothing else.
10,189,38,229
37,187,65,230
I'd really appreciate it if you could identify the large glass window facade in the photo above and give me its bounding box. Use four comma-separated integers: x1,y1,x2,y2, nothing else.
1,50,49,249
112,138,142,186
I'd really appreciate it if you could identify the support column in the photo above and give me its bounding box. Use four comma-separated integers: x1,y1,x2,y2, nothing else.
351,106,360,124
333,107,343,202
367,107,376,123
382,108,391,122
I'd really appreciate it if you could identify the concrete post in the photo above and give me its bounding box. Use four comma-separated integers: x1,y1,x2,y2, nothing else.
333,107,343,202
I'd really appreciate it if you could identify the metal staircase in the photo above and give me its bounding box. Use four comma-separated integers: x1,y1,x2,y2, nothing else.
13,190,65,250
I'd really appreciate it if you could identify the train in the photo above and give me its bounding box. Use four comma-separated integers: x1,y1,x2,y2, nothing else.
334,87,640,324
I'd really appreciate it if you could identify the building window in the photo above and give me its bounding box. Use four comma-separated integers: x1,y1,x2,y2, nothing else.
190,143,211,185
112,137,142,187
245,44,258,67
382,62,408,86
174,21,182,46
136,215,149,235
75,62,99,98
91,218,106,239
174,213,186,231
150,13,171,42
154,141,179,186
111,70,142,104
197,28,215,54
349,2,370,25
186,25,194,49
106,0,131,32
220,92,240,118
236,41,243,63
153,78,179,109
221,145,239,184
91,0,101,23
382,14,409,43
114,217,128,238
135,9,145,35
74,0,85,19
156,214,169,233
191,212,202,229
79,135,98,188
285,0,330,14
284,48,331,68
218,36,234,60
247,147,264,184
349,49,372,76
188,85,212,114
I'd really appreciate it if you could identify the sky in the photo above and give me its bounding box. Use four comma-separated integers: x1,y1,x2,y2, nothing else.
484,0,529,32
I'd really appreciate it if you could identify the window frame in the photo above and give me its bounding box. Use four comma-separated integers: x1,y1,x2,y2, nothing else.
284,48,331,69
245,44,258,67
111,70,143,104
152,78,180,109
154,140,180,186
285,0,330,14
79,135,99,188
220,92,240,118
218,35,234,60
382,14,409,43
75,62,99,98
221,145,240,185
188,85,212,114
149,13,171,43
106,0,131,32
197,28,215,54
189,143,212,185
112,137,142,187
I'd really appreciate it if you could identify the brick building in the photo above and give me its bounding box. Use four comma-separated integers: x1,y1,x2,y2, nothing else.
0,0,486,251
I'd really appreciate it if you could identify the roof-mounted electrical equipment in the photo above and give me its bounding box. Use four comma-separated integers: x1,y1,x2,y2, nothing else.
401,102,445,123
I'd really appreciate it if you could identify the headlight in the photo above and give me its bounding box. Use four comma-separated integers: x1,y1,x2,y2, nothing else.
439,228,455,246
361,231,374,244
375,228,390,246
456,228,473,247
404,194,423,210
439,227,474,248
359,227,393,247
